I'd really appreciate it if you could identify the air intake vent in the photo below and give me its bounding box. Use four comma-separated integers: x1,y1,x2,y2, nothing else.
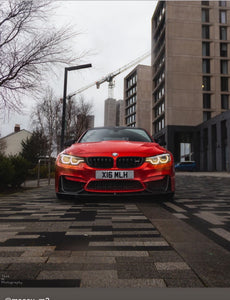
87,180,143,191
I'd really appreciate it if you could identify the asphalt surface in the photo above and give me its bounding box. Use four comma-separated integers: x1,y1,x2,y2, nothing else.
0,173,229,288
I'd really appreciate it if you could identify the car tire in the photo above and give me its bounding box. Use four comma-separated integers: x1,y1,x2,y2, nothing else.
160,192,174,202
56,193,74,200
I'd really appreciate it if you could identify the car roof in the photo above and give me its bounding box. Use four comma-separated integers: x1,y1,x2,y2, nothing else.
87,126,147,130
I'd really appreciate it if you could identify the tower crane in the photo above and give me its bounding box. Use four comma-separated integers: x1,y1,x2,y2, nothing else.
67,50,151,100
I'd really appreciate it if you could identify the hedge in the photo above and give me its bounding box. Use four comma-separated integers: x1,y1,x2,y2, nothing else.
0,154,29,190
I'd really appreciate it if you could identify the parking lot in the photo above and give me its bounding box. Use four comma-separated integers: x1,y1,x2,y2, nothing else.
0,173,229,288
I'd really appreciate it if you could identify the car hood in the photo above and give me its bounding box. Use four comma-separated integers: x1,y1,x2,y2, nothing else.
64,141,167,157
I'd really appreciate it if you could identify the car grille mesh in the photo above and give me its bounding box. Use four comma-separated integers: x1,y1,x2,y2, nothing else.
87,180,143,191
116,157,144,168
85,156,144,169
86,157,114,168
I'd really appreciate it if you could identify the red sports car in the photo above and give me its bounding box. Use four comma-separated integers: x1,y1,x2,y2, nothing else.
55,127,175,200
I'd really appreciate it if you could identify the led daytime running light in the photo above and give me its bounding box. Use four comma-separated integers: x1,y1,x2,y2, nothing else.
60,154,84,166
146,154,171,165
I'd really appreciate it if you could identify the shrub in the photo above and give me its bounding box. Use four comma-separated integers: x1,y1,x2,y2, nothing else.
9,155,30,188
0,154,14,190
0,154,30,190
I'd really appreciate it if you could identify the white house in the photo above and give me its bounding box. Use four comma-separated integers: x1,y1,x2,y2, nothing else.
0,124,32,156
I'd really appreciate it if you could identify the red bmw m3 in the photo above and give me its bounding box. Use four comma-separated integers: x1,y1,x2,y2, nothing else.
55,127,175,200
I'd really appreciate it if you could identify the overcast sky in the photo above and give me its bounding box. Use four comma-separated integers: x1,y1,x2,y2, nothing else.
0,0,157,137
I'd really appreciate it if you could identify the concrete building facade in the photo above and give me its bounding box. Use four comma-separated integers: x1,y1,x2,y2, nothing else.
152,1,230,165
196,109,230,172
0,125,32,156
104,98,124,127
124,64,152,132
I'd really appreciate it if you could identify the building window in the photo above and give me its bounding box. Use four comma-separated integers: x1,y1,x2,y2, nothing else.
202,1,209,5
221,94,229,109
202,76,211,90
203,111,211,121
221,60,228,74
219,1,226,7
202,9,209,23
220,26,227,40
202,25,210,39
202,59,210,73
202,42,210,56
221,77,228,91
220,43,228,56
220,11,227,24
203,94,211,108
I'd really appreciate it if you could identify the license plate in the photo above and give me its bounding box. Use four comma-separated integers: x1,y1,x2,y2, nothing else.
96,170,134,179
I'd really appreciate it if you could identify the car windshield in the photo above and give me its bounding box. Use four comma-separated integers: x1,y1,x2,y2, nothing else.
79,128,153,143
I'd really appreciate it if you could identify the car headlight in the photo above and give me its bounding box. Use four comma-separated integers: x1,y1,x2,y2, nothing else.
145,153,171,165
59,154,84,166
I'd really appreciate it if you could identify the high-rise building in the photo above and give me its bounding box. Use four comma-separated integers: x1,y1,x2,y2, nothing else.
104,98,124,126
124,64,152,132
152,1,230,163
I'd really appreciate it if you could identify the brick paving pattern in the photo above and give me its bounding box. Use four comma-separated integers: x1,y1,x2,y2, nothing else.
0,185,203,288
0,173,229,287
163,175,230,252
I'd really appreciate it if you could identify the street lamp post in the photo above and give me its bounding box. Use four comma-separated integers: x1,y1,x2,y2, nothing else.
60,64,92,150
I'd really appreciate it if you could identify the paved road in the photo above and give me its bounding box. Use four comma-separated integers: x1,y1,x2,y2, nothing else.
0,173,229,288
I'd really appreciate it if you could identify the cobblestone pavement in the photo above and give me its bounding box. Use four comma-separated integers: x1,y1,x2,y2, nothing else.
0,174,229,288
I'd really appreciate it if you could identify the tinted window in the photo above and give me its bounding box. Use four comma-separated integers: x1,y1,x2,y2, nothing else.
79,128,152,143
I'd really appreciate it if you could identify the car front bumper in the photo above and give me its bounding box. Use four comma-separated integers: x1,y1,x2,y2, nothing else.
55,161,175,197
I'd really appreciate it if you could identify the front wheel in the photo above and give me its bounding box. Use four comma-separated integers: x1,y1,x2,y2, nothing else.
160,192,175,202
56,193,75,200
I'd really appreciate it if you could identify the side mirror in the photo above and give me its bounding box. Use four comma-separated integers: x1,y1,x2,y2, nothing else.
64,139,76,147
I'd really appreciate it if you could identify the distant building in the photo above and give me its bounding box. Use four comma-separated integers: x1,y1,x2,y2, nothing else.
116,100,125,126
104,98,124,126
124,64,152,132
0,124,32,156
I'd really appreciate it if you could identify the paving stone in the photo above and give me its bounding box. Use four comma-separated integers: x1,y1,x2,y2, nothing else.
80,277,166,288
0,265,41,280
157,269,203,280
42,263,83,271
47,256,116,264
86,251,149,257
0,257,48,263
148,250,184,262
0,251,23,257
37,270,82,280
42,250,71,257
164,278,204,287
117,262,160,279
155,262,190,271
80,270,118,287
0,264,10,270
82,263,117,270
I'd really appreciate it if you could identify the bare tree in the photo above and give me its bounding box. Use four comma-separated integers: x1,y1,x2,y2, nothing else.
32,87,61,156
32,88,93,155
0,0,85,112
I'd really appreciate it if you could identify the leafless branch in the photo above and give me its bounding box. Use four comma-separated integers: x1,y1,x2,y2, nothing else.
0,0,85,112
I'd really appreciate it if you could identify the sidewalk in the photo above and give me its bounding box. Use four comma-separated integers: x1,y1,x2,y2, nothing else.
23,178,55,188
176,171,230,177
